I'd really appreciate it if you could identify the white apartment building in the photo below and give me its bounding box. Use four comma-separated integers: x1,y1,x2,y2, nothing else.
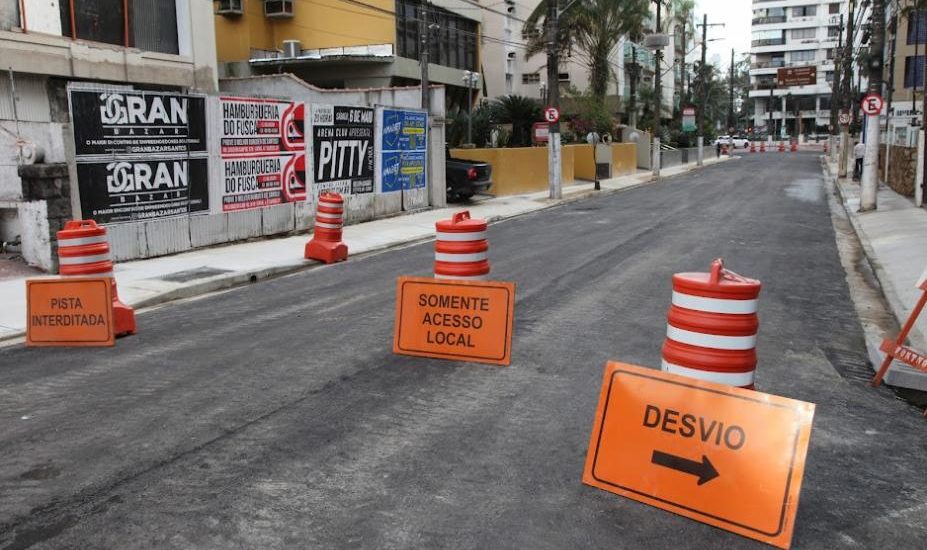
481,1,674,124
749,0,846,137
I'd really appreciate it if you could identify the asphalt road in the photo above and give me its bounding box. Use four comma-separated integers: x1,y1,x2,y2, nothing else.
1,153,925,549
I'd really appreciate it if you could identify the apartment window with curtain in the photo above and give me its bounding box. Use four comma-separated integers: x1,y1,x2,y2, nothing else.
58,0,179,54
905,55,926,88
829,3,840,15
396,1,477,71
790,50,816,63
792,6,816,17
791,28,816,40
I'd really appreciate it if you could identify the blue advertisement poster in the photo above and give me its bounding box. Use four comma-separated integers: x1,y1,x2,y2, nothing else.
380,109,427,192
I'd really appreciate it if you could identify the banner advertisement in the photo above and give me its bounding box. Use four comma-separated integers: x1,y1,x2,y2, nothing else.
219,97,306,212
378,108,428,193
68,88,209,223
310,105,375,198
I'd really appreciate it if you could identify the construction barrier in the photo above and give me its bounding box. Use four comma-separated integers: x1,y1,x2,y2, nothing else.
57,220,136,336
759,142,766,153
661,259,762,389
305,192,348,264
434,210,490,281
790,140,798,153
778,141,786,153
720,143,729,156
749,142,756,153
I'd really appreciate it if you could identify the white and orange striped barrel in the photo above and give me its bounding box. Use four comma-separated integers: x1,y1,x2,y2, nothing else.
57,220,114,278
661,259,762,389
314,192,344,240
434,210,490,281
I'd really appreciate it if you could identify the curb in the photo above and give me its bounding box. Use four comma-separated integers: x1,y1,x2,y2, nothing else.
0,158,725,344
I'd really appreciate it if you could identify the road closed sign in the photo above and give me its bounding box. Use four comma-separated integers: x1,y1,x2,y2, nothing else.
583,362,815,549
26,278,114,347
393,276,515,365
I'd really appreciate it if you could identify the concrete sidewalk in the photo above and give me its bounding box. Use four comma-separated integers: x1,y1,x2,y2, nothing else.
825,157,927,390
0,156,731,342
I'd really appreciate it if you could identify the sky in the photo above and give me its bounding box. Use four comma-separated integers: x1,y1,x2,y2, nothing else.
695,0,753,71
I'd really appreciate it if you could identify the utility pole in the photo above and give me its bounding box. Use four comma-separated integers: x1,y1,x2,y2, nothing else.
546,0,562,199
861,0,885,211
768,86,774,141
696,15,724,144
830,14,844,133
680,16,687,106
839,0,856,179
629,46,639,127
653,0,664,140
728,48,735,132
420,3,430,110
885,12,896,183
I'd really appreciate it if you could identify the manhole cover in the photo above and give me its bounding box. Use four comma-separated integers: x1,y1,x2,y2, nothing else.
158,267,233,283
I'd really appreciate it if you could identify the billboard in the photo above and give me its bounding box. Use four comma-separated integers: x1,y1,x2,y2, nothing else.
310,105,375,198
68,88,209,223
378,108,428,193
218,97,306,212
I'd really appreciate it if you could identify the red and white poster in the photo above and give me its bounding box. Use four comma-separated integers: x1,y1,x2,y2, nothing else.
219,97,307,212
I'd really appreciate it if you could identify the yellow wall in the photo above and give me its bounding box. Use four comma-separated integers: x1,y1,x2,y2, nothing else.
570,144,595,181
451,143,638,196
611,144,636,176
214,0,396,63
451,147,576,196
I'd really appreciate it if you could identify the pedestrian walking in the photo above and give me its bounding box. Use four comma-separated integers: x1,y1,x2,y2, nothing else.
853,140,865,180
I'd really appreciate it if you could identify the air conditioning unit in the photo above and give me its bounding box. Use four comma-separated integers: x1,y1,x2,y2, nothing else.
217,0,243,16
507,52,516,59
264,0,294,18
283,40,301,58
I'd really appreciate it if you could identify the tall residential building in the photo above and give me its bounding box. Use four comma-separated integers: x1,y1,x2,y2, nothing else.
213,0,480,108
749,1,846,137
884,1,925,147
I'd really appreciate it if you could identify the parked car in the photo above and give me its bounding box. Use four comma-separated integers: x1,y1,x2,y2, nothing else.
714,136,750,149
446,147,492,201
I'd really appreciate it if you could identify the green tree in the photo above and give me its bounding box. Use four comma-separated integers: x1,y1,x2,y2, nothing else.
523,0,650,100
491,95,542,147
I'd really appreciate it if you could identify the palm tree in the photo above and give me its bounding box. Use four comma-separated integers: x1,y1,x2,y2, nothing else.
523,0,650,100
491,95,542,147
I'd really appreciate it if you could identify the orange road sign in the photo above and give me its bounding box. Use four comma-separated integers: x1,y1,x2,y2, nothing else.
26,278,114,347
393,276,515,366
583,362,815,549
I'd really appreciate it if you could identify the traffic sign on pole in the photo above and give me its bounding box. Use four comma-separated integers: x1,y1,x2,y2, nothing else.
544,107,560,123
861,94,884,116
838,111,851,126
583,362,815,549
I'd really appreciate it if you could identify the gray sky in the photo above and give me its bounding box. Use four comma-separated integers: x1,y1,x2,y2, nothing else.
695,0,752,70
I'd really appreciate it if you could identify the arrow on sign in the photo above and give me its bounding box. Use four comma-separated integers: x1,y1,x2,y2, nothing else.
651,450,719,485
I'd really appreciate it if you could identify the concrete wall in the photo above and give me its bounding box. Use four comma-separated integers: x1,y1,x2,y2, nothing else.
99,75,447,261
879,146,916,197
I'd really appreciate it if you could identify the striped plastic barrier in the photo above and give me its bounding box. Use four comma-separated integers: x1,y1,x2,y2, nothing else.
434,211,490,281
305,192,348,263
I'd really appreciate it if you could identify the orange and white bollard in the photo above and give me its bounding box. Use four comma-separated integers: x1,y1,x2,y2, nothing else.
778,141,785,153
760,141,766,153
720,143,729,156
749,142,756,153
790,140,798,152
434,211,490,281
661,259,762,389
57,220,136,336
305,192,348,263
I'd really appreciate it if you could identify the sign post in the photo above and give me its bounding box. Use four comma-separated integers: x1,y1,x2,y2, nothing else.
583,362,815,549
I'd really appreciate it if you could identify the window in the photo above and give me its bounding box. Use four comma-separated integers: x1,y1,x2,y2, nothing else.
905,55,926,88
828,26,840,38
829,3,840,15
909,11,927,45
791,28,815,40
396,1,478,71
824,71,834,83
58,0,178,54
792,6,817,17
791,50,816,62
522,73,540,84
558,73,570,82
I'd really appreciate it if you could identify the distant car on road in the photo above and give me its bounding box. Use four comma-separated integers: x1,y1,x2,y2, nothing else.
446,147,492,201
714,136,750,149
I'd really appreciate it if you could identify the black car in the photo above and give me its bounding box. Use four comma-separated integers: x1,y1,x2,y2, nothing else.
446,147,492,201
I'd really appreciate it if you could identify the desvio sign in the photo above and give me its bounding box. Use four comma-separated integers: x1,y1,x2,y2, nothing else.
583,362,815,549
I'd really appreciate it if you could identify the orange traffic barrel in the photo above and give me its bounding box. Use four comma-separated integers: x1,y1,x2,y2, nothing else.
661,259,761,389
778,141,785,153
790,140,798,152
749,142,756,153
759,142,766,153
305,192,348,263
57,220,136,336
434,210,490,280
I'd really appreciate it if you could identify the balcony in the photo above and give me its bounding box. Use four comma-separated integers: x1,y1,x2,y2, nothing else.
753,59,785,69
752,16,787,25
752,38,787,47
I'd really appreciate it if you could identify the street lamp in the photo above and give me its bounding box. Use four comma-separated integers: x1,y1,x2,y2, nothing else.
462,70,481,146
